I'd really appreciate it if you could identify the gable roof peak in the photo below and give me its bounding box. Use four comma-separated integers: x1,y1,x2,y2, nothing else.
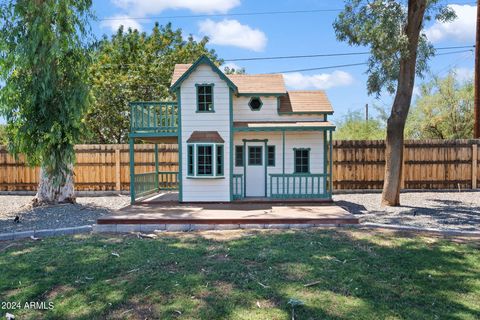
170,55,237,92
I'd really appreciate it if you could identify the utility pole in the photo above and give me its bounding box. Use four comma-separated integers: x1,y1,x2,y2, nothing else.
365,103,369,123
475,0,480,138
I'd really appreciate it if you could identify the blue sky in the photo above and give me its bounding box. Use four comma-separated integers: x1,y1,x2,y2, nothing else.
2,1,477,125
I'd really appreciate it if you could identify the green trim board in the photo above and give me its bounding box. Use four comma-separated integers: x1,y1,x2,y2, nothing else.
170,55,238,92
234,127,336,132
329,130,333,197
229,89,234,201
129,137,135,204
154,144,159,191
177,88,183,202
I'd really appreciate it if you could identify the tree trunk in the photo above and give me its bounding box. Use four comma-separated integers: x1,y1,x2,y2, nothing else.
33,165,75,206
381,0,427,206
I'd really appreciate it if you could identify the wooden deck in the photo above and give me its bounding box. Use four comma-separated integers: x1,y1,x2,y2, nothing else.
98,195,358,225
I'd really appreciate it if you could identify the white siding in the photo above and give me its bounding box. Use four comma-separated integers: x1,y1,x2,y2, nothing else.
180,65,231,202
233,131,325,197
232,96,326,122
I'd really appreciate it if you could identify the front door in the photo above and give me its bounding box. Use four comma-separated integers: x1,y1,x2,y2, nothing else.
245,143,265,197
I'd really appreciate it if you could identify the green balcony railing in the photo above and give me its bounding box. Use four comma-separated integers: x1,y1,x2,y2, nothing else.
233,174,244,199
269,173,329,199
132,171,179,200
130,101,178,133
133,172,157,198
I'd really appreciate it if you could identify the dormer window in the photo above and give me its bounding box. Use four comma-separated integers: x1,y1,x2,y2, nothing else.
249,97,263,111
196,84,214,112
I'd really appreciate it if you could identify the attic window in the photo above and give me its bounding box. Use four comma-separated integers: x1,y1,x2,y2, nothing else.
248,97,263,111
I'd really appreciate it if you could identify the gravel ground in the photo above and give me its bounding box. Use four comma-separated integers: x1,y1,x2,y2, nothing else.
0,195,130,233
334,191,480,231
1,192,479,233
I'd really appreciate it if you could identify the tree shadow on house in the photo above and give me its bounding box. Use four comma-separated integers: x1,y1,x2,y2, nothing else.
1,229,479,319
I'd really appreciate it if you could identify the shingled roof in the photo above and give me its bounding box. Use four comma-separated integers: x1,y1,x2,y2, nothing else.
171,64,286,94
226,74,286,94
279,91,333,114
186,131,225,143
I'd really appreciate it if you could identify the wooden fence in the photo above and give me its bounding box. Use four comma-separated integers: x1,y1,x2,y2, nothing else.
0,139,478,191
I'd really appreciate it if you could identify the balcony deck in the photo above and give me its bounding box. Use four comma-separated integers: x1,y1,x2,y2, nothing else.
130,101,178,140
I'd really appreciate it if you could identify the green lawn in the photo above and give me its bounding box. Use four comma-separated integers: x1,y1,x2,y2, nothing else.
0,229,479,320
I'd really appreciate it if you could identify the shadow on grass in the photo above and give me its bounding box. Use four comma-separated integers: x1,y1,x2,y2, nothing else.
0,229,479,320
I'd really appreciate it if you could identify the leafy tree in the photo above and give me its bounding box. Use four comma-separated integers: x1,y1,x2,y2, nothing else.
333,0,455,206
406,71,474,139
224,66,246,75
0,124,6,145
335,111,386,140
85,23,220,143
0,0,93,205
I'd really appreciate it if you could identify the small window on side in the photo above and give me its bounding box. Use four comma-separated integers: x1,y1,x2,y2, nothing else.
235,146,244,167
267,146,275,167
294,148,310,173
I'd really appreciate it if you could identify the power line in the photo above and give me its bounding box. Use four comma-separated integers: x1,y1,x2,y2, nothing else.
97,8,343,21
272,49,474,74
275,62,367,74
225,45,475,62
97,1,478,21
96,45,475,69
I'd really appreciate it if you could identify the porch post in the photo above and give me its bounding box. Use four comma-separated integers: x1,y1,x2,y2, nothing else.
154,143,159,191
282,130,285,196
129,137,135,204
329,130,333,198
323,131,327,196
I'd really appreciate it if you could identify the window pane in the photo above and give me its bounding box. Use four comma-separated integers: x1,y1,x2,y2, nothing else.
248,146,263,166
294,149,309,173
187,145,194,175
197,145,213,175
267,146,275,166
216,145,224,175
197,85,213,112
235,146,244,167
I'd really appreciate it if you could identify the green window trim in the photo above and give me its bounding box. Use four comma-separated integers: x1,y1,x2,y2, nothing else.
293,148,310,174
235,145,244,167
267,145,275,167
186,143,224,178
196,83,215,113
248,146,263,166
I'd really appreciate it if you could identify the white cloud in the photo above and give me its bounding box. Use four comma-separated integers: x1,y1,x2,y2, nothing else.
283,71,354,90
112,0,240,16
222,62,243,72
453,67,474,82
100,15,143,32
198,19,267,52
424,4,476,43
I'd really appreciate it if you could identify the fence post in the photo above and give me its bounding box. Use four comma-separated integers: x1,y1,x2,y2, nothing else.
401,145,406,189
115,149,121,191
473,144,478,189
